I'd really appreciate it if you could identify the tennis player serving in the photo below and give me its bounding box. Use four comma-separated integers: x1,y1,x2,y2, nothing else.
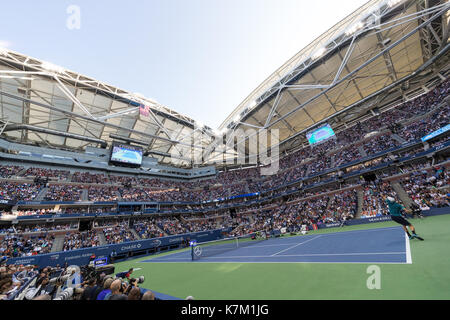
383,195,424,241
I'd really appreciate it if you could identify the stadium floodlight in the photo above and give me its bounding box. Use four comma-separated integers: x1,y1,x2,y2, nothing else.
312,47,327,60
41,61,65,74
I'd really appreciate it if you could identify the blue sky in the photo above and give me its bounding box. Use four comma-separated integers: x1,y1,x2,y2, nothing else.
0,0,368,129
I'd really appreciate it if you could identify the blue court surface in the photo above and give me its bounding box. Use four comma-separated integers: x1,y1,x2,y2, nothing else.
141,226,412,264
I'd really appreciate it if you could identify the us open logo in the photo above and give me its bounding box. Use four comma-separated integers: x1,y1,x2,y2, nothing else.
152,240,162,247
193,246,202,257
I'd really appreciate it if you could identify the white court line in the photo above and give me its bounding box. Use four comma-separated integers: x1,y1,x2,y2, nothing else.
147,251,406,261
271,235,322,256
405,233,413,264
317,226,403,237
239,243,295,249
141,261,409,265
138,226,406,263
278,252,405,257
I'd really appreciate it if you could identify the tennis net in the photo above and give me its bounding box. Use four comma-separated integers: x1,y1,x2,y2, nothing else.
191,231,268,261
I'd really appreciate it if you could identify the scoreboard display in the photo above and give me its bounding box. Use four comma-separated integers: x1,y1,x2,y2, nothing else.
306,124,336,146
110,143,143,168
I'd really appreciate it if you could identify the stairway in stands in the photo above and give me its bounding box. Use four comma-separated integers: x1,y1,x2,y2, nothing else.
130,228,141,240
97,230,107,246
155,224,168,237
67,172,74,182
34,187,49,201
326,194,335,211
391,182,413,209
391,134,407,144
51,235,65,253
330,155,335,169
355,189,364,219
358,145,367,158
16,167,28,177
81,189,88,201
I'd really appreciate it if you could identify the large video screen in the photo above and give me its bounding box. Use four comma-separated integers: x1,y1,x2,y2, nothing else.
110,144,143,166
307,124,336,146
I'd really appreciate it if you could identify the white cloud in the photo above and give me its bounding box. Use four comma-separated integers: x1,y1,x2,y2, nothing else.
0,40,11,49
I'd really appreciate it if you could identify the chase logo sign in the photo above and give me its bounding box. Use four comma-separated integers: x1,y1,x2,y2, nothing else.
120,243,142,251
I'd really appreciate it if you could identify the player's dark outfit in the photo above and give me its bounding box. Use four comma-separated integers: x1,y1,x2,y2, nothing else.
116,270,132,279
386,200,410,225
386,199,424,240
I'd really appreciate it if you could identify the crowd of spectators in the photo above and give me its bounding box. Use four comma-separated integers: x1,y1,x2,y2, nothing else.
87,186,120,202
132,219,164,239
0,234,54,258
22,168,70,180
229,188,359,236
71,172,108,184
0,182,44,201
44,185,83,202
363,134,399,156
0,264,161,301
401,165,449,210
0,264,38,300
102,221,136,244
155,217,188,235
14,223,77,234
180,217,220,233
0,166,23,178
360,180,398,218
62,231,100,251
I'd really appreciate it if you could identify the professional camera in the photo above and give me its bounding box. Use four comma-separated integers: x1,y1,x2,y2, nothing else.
53,287,74,300
48,274,70,285
128,276,145,287
137,276,145,284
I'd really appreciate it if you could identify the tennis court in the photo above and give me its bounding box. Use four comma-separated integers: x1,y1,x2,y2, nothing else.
141,226,411,264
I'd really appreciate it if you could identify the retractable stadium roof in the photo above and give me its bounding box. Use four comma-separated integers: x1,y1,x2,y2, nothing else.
0,50,218,167
216,0,450,163
0,0,449,168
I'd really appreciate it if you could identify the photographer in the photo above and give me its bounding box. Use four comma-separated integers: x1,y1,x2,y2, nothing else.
124,278,139,295
127,287,142,300
115,268,133,280
96,277,114,300
106,279,127,300
25,274,59,300
80,278,97,300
